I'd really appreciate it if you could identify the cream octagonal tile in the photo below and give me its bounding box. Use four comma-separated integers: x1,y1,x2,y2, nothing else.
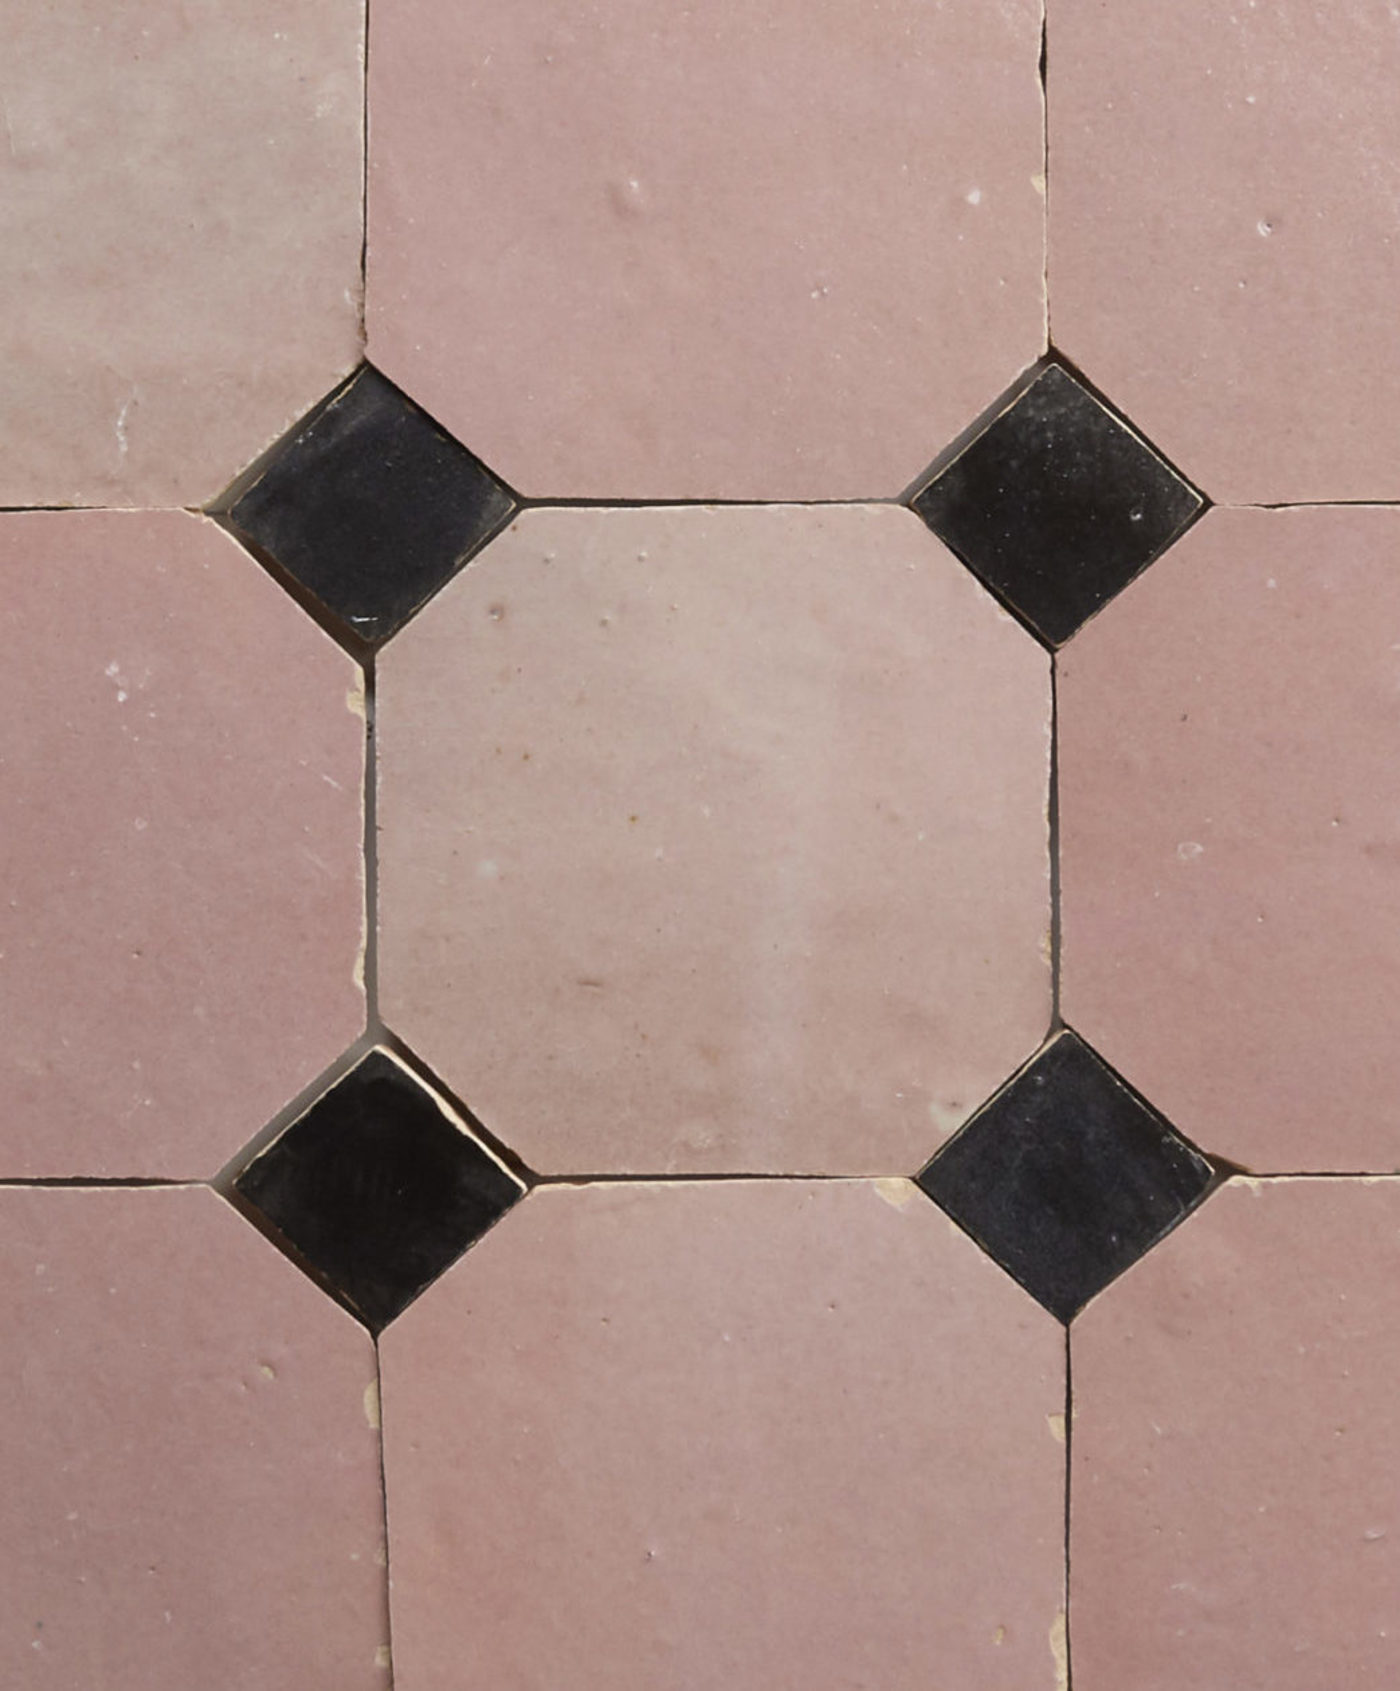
0,511,365,1177
376,504,1051,1176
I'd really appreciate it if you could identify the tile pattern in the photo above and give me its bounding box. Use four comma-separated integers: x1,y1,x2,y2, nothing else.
0,510,364,1178
235,1047,523,1330
380,1180,1066,1691
5,4,1398,1687
220,366,515,644
0,1187,387,1690
376,503,1052,1175
912,363,1203,646
918,1030,1215,1321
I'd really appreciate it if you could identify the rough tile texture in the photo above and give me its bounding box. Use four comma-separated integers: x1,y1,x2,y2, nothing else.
1073,1178,1400,1690
377,505,1051,1176
0,511,364,1177
221,367,516,643
0,0,364,508
1060,507,1400,1173
0,1186,387,1689
912,364,1203,646
367,0,1046,500
236,1047,523,1330
1050,0,1400,503
381,1180,1065,1691
919,1031,1215,1322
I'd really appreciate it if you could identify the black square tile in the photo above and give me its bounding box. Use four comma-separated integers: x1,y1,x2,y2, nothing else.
217,365,515,642
916,1030,1215,1322
910,363,1204,646
234,1048,524,1330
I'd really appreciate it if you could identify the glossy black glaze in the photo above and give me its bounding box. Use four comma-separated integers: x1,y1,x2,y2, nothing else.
915,1029,1215,1323
221,365,515,642
234,1048,524,1330
911,363,1203,646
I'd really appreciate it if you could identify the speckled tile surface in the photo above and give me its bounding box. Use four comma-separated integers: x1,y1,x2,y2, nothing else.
4,3,1398,1684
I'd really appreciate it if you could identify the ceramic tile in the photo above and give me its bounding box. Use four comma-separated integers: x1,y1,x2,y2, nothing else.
0,1186,387,1688
911,364,1203,647
1050,0,1400,503
380,1180,1065,1691
1060,506,1400,1173
1073,1177,1400,1688
235,1047,524,1330
220,367,516,644
0,0,363,508
377,504,1051,1176
0,511,364,1177
918,1030,1215,1322
365,0,1046,500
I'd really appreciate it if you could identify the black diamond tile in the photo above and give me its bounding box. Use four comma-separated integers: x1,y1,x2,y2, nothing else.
218,365,515,642
915,1030,1215,1322
910,363,1203,646
234,1048,524,1330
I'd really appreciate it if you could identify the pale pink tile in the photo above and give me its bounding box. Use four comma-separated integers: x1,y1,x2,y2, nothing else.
381,1179,1065,1691
367,0,1045,500
1060,506,1400,1173
1050,0,1400,503
1073,1177,1400,1689
0,0,363,508
0,1186,387,1688
377,505,1050,1175
0,511,364,1177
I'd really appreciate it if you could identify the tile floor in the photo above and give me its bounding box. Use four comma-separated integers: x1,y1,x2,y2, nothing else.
4,2,1399,1686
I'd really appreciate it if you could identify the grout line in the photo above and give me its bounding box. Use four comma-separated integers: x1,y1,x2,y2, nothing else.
362,653,380,1024
0,1176,191,1188
372,1335,397,1689
1063,1324,1074,1690
1039,0,1051,351
358,0,370,349
1048,653,1063,1027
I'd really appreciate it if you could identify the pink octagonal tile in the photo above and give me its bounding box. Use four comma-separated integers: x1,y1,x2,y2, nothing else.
376,504,1051,1176
1073,1177,1400,1691
1060,506,1400,1173
366,0,1046,500
0,1185,388,1689
1050,0,1400,503
0,0,363,508
380,1179,1066,1691
0,511,365,1177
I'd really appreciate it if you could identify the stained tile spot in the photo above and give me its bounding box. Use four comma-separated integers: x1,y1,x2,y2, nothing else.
234,1048,524,1330
911,363,1203,645
218,365,515,643
915,1029,1215,1322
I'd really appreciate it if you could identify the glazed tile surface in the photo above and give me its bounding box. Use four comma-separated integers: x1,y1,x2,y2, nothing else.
376,504,1051,1175
0,0,363,508
1073,1178,1400,1689
0,511,364,1177
380,1180,1066,1691
366,0,1046,500
1060,506,1400,1173
0,1186,387,1689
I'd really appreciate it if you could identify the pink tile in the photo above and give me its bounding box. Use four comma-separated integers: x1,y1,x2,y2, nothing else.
0,1,363,508
0,1185,387,1688
1073,1177,1400,1689
377,505,1050,1175
366,0,1045,500
1049,1,1400,503
381,1179,1066,1690
0,511,364,1177
1060,507,1400,1173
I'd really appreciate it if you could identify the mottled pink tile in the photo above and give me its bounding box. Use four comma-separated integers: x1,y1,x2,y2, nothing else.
381,1179,1066,1691
1073,1177,1400,1690
0,1,363,507
1050,0,1400,503
0,511,364,1177
1060,506,1400,1173
377,505,1050,1175
367,0,1045,500
0,1185,387,1688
